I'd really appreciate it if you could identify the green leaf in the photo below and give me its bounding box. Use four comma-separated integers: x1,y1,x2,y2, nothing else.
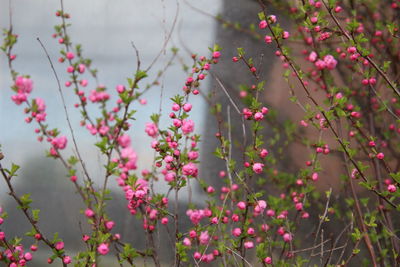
32,209,40,221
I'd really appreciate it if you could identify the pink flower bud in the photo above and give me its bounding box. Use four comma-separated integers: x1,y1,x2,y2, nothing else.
259,20,268,29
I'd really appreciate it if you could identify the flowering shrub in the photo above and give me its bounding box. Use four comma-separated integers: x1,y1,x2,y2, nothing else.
1,0,400,266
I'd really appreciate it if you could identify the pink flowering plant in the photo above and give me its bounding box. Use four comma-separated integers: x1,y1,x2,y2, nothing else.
1,0,400,266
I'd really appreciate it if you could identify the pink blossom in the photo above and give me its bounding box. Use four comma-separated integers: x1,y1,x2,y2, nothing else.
11,92,28,105
55,242,64,250
164,155,174,163
254,112,264,121
252,163,264,174
282,31,290,39
186,209,205,225
182,162,198,177
118,134,131,148
323,55,337,70
260,148,269,158
121,147,137,170
199,231,210,245
63,256,72,264
259,20,268,29
212,51,221,59
183,103,192,112
145,122,158,137
97,243,109,255
264,35,273,44
268,15,277,24
149,209,158,220
254,200,267,215
283,233,293,242
232,228,241,237
194,252,201,260
24,252,33,261
34,98,46,112
264,257,272,264
66,52,74,60
388,184,397,193
315,59,326,70
78,64,86,73
181,119,195,134
52,136,68,150
183,237,191,247
308,51,317,62
164,172,176,182
15,76,33,93
244,241,254,249
188,150,199,160
85,208,95,217
105,221,115,230
247,228,255,235
237,201,246,210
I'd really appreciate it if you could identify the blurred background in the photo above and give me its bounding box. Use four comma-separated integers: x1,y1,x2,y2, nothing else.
0,0,222,265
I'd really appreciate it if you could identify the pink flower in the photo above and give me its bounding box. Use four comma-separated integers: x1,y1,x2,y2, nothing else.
11,92,28,105
212,51,221,59
186,209,205,225
283,233,293,242
244,241,254,249
66,52,74,60
183,103,192,112
188,151,199,160
199,231,210,245
15,76,33,93
97,243,109,255
264,35,272,44
183,237,191,247
63,256,72,264
388,184,397,193
232,228,241,237
78,64,86,73
315,59,326,70
323,55,337,70
161,217,168,224
264,257,272,264
282,31,290,39
55,241,64,250
308,51,317,62
24,252,33,261
254,112,264,121
181,119,195,134
52,136,68,150
295,203,303,211
34,98,46,112
105,221,115,230
85,208,95,217
252,163,264,174
164,172,176,182
268,15,277,24
182,162,198,177
247,228,255,235
237,201,246,210
259,20,268,29
254,200,267,215
260,149,269,158
121,147,137,170
118,134,131,148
